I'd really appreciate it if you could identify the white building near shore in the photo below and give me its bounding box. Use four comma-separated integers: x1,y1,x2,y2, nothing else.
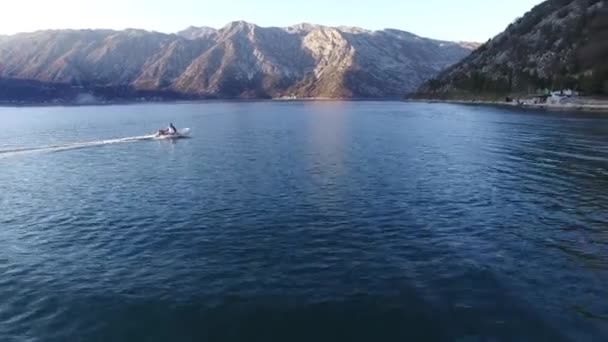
547,89,579,105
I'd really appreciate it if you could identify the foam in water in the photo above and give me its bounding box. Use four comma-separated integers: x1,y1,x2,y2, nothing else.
0,134,157,158
0,128,191,158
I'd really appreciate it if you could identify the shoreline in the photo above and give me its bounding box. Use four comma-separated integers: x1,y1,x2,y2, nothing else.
2,96,608,112
0,97,404,108
405,98,608,113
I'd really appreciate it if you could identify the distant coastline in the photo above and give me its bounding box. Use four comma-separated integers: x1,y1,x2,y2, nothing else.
405,97,608,113
0,96,405,108
3,96,608,112
0,78,408,107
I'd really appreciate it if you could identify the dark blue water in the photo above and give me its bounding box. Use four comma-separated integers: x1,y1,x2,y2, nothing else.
1,102,607,341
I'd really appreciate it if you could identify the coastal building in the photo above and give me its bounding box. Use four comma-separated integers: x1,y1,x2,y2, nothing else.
547,89,579,105
551,89,578,97
278,94,297,100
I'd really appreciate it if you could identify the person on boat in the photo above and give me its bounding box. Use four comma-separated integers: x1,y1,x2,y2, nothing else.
168,123,177,134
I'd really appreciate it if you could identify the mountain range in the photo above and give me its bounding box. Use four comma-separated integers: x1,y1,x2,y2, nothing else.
414,0,608,99
0,22,477,102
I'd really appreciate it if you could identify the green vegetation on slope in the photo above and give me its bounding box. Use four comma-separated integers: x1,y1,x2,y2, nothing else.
414,0,608,99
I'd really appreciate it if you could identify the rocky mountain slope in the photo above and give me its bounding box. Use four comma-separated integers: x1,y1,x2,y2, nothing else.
414,0,608,99
0,22,476,101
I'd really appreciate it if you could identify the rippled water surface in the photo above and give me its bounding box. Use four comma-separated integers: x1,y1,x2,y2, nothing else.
1,102,607,341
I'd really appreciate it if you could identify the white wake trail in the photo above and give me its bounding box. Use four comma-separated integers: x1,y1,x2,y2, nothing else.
0,134,156,158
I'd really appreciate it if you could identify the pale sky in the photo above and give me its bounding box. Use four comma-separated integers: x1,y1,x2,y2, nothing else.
1,0,544,41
